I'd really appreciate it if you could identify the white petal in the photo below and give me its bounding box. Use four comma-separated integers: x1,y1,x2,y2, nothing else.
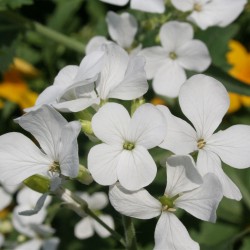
0,133,50,185
97,43,129,100
139,46,168,79
153,61,186,98
85,36,108,54
131,0,165,13
171,0,194,11
74,217,94,239
88,144,122,186
157,105,197,154
0,187,12,210
177,40,211,72
58,121,81,178
42,238,60,250
176,173,223,222
165,155,203,196
109,55,148,100
0,234,4,248
197,149,242,200
93,215,114,238
100,0,129,6
53,65,78,86
109,183,161,219
16,105,67,161
179,74,230,139
15,239,42,250
89,192,108,210
91,103,130,145
154,213,199,250
106,11,138,48
129,104,166,149
160,21,193,52
207,125,250,169
117,146,157,191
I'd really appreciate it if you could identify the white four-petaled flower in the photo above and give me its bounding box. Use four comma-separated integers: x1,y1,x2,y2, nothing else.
88,103,166,191
109,155,223,250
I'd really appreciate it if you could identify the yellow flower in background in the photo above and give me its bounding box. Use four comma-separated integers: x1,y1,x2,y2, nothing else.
227,40,250,113
0,58,39,110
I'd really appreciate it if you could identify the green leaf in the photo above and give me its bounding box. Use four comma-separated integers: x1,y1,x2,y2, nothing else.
0,0,33,9
240,237,250,250
0,42,16,73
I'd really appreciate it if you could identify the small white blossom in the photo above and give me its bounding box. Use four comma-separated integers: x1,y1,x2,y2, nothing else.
88,102,166,191
140,21,211,97
159,74,250,200
109,155,223,250
0,187,12,211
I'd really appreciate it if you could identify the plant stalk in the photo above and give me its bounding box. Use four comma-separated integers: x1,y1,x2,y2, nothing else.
122,215,138,250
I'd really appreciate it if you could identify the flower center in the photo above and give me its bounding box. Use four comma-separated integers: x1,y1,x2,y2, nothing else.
197,139,206,149
159,194,179,212
123,141,135,150
169,51,177,60
194,3,202,12
49,161,60,173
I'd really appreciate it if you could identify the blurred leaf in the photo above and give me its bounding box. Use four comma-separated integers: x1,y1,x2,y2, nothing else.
0,42,16,73
0,0,33,9
196,25,239,70
240,237,250,250
206,65,250,96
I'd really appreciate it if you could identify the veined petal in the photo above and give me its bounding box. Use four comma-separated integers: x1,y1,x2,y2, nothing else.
154,213,199,250
179,74,230,139
0,187,12,210
129,104,166,149
160,21,193,52
207,125,250,169
109,55,148,100
139,46,168,79
157,105,197,154
131,0,165,13
100,0,129,6
109,183,161,219
15,239,42,250
117,146,157,191
0,133,50,185
153,61,186,98
93,215,114,238
74,217,94,239
58,121,81,178
177,40,211,72
53,65,78,86
197,149,242,200
106,11,138,49
176,173,223,222
16,105,67,161
85,36,108,54
89,192,108,210
171,0,194,11
88,144,122,186
165,155,203,196
91,103,130,145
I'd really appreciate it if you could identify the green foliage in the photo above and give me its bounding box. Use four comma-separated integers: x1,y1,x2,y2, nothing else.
0,0,33,10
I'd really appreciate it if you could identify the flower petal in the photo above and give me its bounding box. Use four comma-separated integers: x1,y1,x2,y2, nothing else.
89,192,108,210
0,187,12,210
0,234,4,248
129,104,166,149
43,238,60,250
179,74,230,139
93,215,114,238
0,133,50,185
157,105,197,154
160,21,193,52
109,183,161,219
100,0,129,6
177,40,211,72
153,61,186,98
176,173,223,222
165,155,203,196
88,144,122,186
171,0,194,11
197,149,242,200
207,125,250,169
74,217,94,239
131,0,165,13
86,36,108,54
14,239,42,250
106,11,138,48
154,213,199,250
91,103,130,145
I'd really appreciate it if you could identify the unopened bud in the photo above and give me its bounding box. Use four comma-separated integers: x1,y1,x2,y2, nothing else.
76,165,93,185
23,174,50,193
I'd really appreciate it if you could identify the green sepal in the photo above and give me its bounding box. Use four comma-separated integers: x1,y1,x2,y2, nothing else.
76,164,93,185
23,174,50,193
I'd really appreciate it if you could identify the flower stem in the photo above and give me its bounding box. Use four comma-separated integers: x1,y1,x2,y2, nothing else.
54,187,126,247
122,215,138,250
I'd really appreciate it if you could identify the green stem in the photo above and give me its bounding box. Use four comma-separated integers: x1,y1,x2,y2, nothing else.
54,187,126,247
122,215,138,250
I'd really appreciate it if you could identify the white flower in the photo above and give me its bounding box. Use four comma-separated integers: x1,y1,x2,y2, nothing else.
0,187,12,211
0,105,81,186
140,21,211,97
171,0,247,30
109,155,223,250
100,0,165,13
88,102,166,191
74,192,114,239
14,238,59,250
158,74,250,200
